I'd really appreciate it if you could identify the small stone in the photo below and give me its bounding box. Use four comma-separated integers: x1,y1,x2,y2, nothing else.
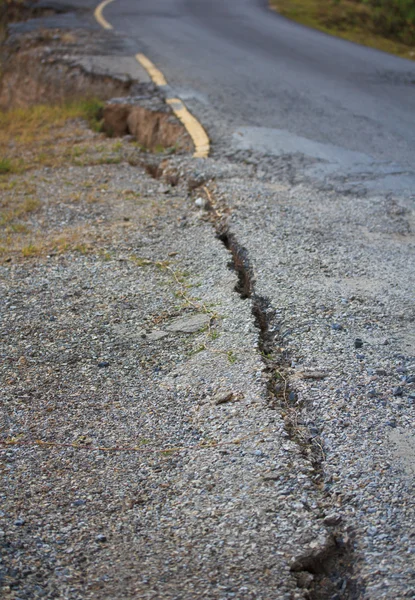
95,534,107,543
14,519,25,526
406,375,415,384
73,500,86,506
356,354,365,360
354,338,363,348
386,420,397,428
98,361,110,368
195,197,205,208
288,390,297,403
300,371,328,380
375,369,387,376
323,514,342,527
213,391,234,405
331,323,343,331
393,387,403,397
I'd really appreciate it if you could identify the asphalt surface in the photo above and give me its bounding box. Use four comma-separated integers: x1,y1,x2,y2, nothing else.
100,0,415,195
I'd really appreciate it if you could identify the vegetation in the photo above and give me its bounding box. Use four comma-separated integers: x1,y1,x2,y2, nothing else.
270,0,415,59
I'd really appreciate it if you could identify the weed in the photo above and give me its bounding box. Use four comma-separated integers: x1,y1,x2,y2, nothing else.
22,198,40,213
21,243,40,257
227,350,237,364
130,255,153,267
0,158,12,174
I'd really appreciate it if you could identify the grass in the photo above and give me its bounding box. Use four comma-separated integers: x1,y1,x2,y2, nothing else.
0,158,12,174
0,99,129,260
0,99,135,178
270,0,415,60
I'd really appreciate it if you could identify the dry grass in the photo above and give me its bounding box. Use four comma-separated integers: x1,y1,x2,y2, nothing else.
0,100,143,260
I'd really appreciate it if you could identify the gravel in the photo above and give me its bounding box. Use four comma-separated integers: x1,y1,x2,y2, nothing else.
1,131,333,599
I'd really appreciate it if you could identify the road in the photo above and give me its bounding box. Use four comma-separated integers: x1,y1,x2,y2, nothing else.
102,0,415,195
5,2,415,598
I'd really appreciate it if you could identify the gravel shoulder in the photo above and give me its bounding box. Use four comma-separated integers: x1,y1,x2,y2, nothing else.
1,115,335,600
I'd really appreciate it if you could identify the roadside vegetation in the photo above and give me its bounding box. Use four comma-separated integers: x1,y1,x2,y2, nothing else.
0,100,139,259
270,0,415,60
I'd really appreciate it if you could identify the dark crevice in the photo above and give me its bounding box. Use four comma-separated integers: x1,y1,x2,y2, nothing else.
216,223,361,600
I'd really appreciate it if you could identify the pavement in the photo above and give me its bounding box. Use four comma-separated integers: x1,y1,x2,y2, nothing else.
1,2,414,600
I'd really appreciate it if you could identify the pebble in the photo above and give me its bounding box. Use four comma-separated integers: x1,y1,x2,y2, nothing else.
98,361,110,368
213,390,234,405
195,197,206,208
354,338,363,348
95,534,107,543
392,387,403,397
331,323,343,331
323,514,342,527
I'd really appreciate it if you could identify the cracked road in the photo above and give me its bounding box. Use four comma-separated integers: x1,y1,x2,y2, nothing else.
2,1,415,599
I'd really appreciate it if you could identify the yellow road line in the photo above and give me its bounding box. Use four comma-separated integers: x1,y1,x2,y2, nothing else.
94,0,115,29
94,2,210,158
136,53,168,87
166,98,210,158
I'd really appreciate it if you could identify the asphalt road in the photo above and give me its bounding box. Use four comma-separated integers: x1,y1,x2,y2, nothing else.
101,0,415,195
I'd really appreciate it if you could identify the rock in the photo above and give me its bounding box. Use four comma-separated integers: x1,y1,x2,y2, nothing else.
331,323,343,331
300,370,328,380
375,368,387,376
14,519,25,526
393,387,403,397
354,338,363,348
98,361,110,368
406,375,415,384
323,513,342,527
213,390,234,405
195,197,205,208
145,330,169,341
73,500,86,506
166,313,211,333
95,534,107,543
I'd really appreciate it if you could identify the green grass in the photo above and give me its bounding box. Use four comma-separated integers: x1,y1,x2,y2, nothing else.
270,0,415,60
0,158,12,174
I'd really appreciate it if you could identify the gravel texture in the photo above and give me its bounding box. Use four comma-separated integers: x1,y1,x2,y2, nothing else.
1,124,340,599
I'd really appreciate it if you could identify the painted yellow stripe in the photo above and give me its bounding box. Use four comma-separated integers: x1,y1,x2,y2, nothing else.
135,53,168,87
94,2,210,158
94,0,115,29
135,54,210,158
166,98,210,158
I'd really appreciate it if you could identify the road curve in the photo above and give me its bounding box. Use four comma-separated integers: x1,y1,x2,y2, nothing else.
103,0,415,194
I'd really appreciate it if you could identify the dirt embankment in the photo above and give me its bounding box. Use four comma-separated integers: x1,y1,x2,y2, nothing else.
0,26,193,152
